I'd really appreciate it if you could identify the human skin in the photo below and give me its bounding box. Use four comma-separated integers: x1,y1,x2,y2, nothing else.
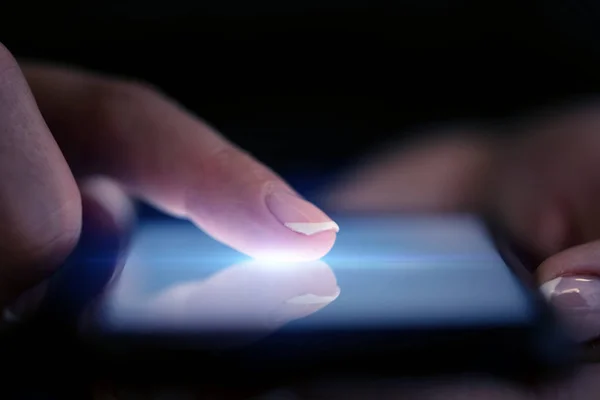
317,104,600,399
0,42,341,315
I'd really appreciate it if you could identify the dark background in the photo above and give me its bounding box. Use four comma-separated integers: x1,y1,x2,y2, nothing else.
2,0,600,193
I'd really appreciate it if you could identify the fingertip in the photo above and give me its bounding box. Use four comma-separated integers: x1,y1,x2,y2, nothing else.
31,177,136,325
536,241,600,343
79,176,136,236
254,189,339,260
287,229,338,261
245,229,338,262
186,180,339,261
537,240,600,285
303,229,338,259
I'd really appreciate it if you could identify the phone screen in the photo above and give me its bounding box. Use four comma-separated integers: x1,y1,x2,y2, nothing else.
94,214,536,338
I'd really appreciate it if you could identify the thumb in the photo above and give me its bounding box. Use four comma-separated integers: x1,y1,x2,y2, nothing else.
0,177,134,397
538,240,600,345
4,177,134,324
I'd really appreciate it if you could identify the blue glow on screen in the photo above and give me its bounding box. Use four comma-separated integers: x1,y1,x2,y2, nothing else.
100,214,534,332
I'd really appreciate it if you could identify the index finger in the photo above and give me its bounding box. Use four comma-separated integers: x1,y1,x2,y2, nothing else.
23,64,338,261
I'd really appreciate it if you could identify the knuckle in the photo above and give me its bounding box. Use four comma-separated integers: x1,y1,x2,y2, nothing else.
96,79,158,109
90,78,160,134
197,145,241,190
205,144,241,169
85,78,163,179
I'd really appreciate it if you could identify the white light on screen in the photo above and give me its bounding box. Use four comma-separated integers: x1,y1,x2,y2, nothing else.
251,251,321,264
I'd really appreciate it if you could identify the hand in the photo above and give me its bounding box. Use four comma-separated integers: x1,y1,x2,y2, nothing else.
0,43,338,319
317,103,600,399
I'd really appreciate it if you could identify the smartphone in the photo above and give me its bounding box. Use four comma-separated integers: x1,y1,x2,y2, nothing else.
3,214,576,389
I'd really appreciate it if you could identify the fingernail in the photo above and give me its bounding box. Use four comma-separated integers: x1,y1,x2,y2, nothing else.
541,276,600,342
266,191,340,235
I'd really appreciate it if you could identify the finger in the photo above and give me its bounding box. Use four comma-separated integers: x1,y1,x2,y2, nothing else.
5,177,134,323
487,104,600,258
0,178,135,394
33,177,135,326
0,45,81,309
537,240,600,343
486,133,565,258
321,133,494,213
22,64,337,261
70,176,135,298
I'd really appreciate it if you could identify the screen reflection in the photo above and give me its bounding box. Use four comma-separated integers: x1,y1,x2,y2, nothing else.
100,257,340,336
99,215,533,342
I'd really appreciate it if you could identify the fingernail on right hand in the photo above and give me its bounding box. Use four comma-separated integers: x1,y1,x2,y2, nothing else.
541,275,600,342
266,190,339,235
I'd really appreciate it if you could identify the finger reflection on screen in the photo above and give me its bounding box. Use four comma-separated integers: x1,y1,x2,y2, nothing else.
137,260,340,333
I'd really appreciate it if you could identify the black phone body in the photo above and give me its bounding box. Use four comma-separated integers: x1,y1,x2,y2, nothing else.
4,214,576,390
